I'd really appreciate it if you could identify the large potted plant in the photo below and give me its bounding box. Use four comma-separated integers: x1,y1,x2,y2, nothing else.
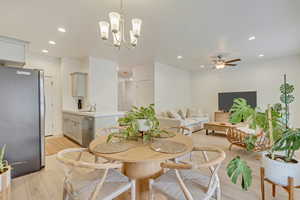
227,75,300,190
108,104,169,142
0,145,10,200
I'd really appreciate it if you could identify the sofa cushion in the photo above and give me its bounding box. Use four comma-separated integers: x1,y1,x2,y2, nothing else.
186,108,191,118
166,110,182,120
177,109,185,120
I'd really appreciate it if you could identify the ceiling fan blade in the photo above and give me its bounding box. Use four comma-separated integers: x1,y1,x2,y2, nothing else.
225,59,241,63
225,64,237,66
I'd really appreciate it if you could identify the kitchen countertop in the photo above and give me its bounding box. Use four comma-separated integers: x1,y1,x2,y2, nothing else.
63,110,125,118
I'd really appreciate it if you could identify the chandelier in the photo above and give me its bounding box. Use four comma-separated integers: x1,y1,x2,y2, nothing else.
98,0,142,49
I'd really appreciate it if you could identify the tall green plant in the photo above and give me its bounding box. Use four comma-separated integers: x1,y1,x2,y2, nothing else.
229,98,284,142
280,74,295,129
272,128,300,162
227,99,283,190
0,144,8,173
227,76,297,191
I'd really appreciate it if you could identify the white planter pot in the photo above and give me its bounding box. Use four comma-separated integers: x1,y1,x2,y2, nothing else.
262,154,300,186
0,167,11,200
137,119,151,132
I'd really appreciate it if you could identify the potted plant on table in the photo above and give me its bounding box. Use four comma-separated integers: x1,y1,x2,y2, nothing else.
107,104,169,143
227,75,300,190
0,145,11,200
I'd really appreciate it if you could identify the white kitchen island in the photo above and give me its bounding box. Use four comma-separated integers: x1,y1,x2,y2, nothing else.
62,110,124,147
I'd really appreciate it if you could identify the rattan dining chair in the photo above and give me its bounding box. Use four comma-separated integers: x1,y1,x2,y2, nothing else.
57,148,136,200
96,126,128,137
149,146,226,200
164,126,193,162
165,126,192,136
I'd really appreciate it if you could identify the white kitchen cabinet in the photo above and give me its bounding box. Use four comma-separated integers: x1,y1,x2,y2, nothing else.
62,113,94,147
71,72,87,97
0,36,28,66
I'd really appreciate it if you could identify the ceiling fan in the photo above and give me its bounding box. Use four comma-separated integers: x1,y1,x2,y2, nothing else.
211,55,241,69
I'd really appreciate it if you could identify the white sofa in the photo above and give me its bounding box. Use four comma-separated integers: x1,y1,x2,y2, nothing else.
157,108,209,133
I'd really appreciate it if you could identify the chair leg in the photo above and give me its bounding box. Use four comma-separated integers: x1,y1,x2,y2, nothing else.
288,177,294,200
229,144,233,151
260,167,265,200
131,180,136,200
216,185,221,200
94,156,99,163
149,179,154,200
272,184,276,197
63,187,68,200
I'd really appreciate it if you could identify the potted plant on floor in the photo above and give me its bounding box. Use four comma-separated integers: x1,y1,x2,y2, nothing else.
227,75,300,190
108,104,169,143
0,145,11,200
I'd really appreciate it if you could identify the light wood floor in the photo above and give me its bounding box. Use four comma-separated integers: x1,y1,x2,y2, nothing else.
45,136,80,156
11,132,300,200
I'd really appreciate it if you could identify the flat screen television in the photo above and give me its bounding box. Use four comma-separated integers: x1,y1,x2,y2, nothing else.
218,91,257,112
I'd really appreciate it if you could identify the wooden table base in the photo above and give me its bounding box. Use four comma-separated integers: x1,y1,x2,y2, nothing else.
124,162,163,200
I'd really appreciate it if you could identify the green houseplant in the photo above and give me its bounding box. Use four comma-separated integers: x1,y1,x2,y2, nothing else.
0,145,8,174
227,75,300,190
0,144,11,199
108,104,169,142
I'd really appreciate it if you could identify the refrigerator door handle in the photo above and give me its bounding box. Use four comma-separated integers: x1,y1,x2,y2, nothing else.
39,70,45,168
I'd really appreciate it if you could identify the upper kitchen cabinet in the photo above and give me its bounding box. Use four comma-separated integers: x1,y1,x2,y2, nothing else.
71,72,88,97
0,36,28,66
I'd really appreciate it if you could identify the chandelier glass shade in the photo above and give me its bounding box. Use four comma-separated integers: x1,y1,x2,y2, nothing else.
98,0,142,49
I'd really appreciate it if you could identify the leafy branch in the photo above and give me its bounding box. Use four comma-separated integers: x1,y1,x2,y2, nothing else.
0,144,8,173
227,156,252,191
107,104,168,143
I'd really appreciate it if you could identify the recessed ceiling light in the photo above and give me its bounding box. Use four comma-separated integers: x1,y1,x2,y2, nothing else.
177,55,183,59
129,78,133,81
200,65,205,68
58,27,66,33
42,49,49,53
259,54,264,57
48,40,56,45
248,36,256,41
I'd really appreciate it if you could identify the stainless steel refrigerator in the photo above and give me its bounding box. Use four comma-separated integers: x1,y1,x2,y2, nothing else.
0,66,45,178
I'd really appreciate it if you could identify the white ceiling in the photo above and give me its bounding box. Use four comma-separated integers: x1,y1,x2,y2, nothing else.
0,0,300,70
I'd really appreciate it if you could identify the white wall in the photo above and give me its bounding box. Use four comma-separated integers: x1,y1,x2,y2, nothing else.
133,64,155,107
61,57,86,111
87,57,118,112
154,62,192,111
25,52,62,135
191,55,300,127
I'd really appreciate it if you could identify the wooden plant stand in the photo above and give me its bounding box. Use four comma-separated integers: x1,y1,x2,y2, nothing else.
260,167,300,200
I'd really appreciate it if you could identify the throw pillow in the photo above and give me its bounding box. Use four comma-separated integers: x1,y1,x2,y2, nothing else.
186,108,191,118
167,110,182,120
166,111,173,118
178,109,185,120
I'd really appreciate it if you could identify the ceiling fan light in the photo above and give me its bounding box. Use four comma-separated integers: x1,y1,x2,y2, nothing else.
109,12,121,33
99,21,110,40
113,32,121,47
216,64,225,69
130,30,137,47
132,18,142,37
